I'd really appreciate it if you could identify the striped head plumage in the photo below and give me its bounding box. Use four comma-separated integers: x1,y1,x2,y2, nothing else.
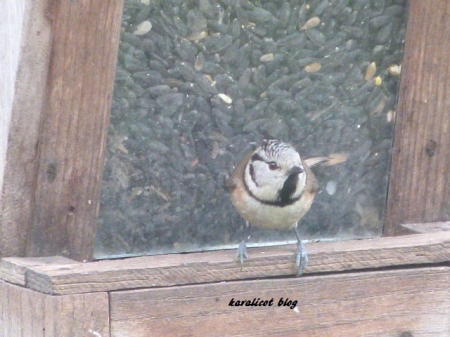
243,139,306,207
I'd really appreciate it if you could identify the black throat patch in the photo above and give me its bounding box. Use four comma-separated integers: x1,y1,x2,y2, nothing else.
243,169,303,207
278,173,299,205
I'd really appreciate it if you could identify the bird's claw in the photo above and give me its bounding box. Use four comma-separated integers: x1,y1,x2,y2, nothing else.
296,241,309,276
235,240,249,271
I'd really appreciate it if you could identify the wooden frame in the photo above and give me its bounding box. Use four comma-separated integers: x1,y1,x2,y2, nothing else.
384,0,450,235
2,0,450,336
1,223,450,335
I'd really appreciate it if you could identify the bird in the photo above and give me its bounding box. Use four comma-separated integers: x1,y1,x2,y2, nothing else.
226,139,345,276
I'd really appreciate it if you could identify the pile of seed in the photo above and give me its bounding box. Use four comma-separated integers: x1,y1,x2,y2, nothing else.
95,0,407,258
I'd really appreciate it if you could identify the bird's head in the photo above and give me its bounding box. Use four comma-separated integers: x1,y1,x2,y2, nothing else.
244,139,306,206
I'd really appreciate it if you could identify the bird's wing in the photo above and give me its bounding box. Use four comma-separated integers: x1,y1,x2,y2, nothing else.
226,151,253,191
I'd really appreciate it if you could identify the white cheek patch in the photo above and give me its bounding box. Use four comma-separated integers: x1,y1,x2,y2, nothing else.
245,161,284,201
294,173,307,197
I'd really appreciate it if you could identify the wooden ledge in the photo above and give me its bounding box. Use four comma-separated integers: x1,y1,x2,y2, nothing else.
398,222,450,234
0,256,76,286
2,226,450,295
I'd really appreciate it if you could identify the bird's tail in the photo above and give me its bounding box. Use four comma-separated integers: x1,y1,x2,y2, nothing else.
304,153,349,168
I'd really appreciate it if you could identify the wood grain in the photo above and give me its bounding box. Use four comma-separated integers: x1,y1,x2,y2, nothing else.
0,1,52,258
385,0,450,235
0,281,109,337
17,230,450,295
0,256,76,286
110,267,450,337
26,0,124,260
399,222,450,234
0,1,25,201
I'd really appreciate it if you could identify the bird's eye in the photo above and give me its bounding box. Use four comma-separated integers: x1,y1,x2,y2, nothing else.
268,161,279,170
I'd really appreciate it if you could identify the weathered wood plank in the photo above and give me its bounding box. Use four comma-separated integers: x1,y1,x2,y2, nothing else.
399,222,450,234
385,0,450,235
19,230,450,295
0,256,77,286
26,0,124,261
110,267,450,337
0,1,52,258
0,1,26,201
0,281,109,337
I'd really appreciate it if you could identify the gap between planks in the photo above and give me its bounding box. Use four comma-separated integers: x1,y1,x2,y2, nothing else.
1,228,450,295
109,267,450,337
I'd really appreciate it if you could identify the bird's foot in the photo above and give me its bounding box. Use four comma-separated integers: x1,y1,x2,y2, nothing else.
296,240,309,276
235,240,249,271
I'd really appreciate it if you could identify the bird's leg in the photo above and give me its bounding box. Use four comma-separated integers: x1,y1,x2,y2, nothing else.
235,221,251,270
294,224,309,276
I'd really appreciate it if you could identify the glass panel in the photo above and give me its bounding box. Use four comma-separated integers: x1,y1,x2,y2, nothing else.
95,0,407,259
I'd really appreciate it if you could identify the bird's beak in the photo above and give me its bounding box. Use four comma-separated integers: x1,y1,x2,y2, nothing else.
288,166,304,175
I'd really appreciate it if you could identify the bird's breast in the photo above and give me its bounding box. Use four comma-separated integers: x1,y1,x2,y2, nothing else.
230,184,315,230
